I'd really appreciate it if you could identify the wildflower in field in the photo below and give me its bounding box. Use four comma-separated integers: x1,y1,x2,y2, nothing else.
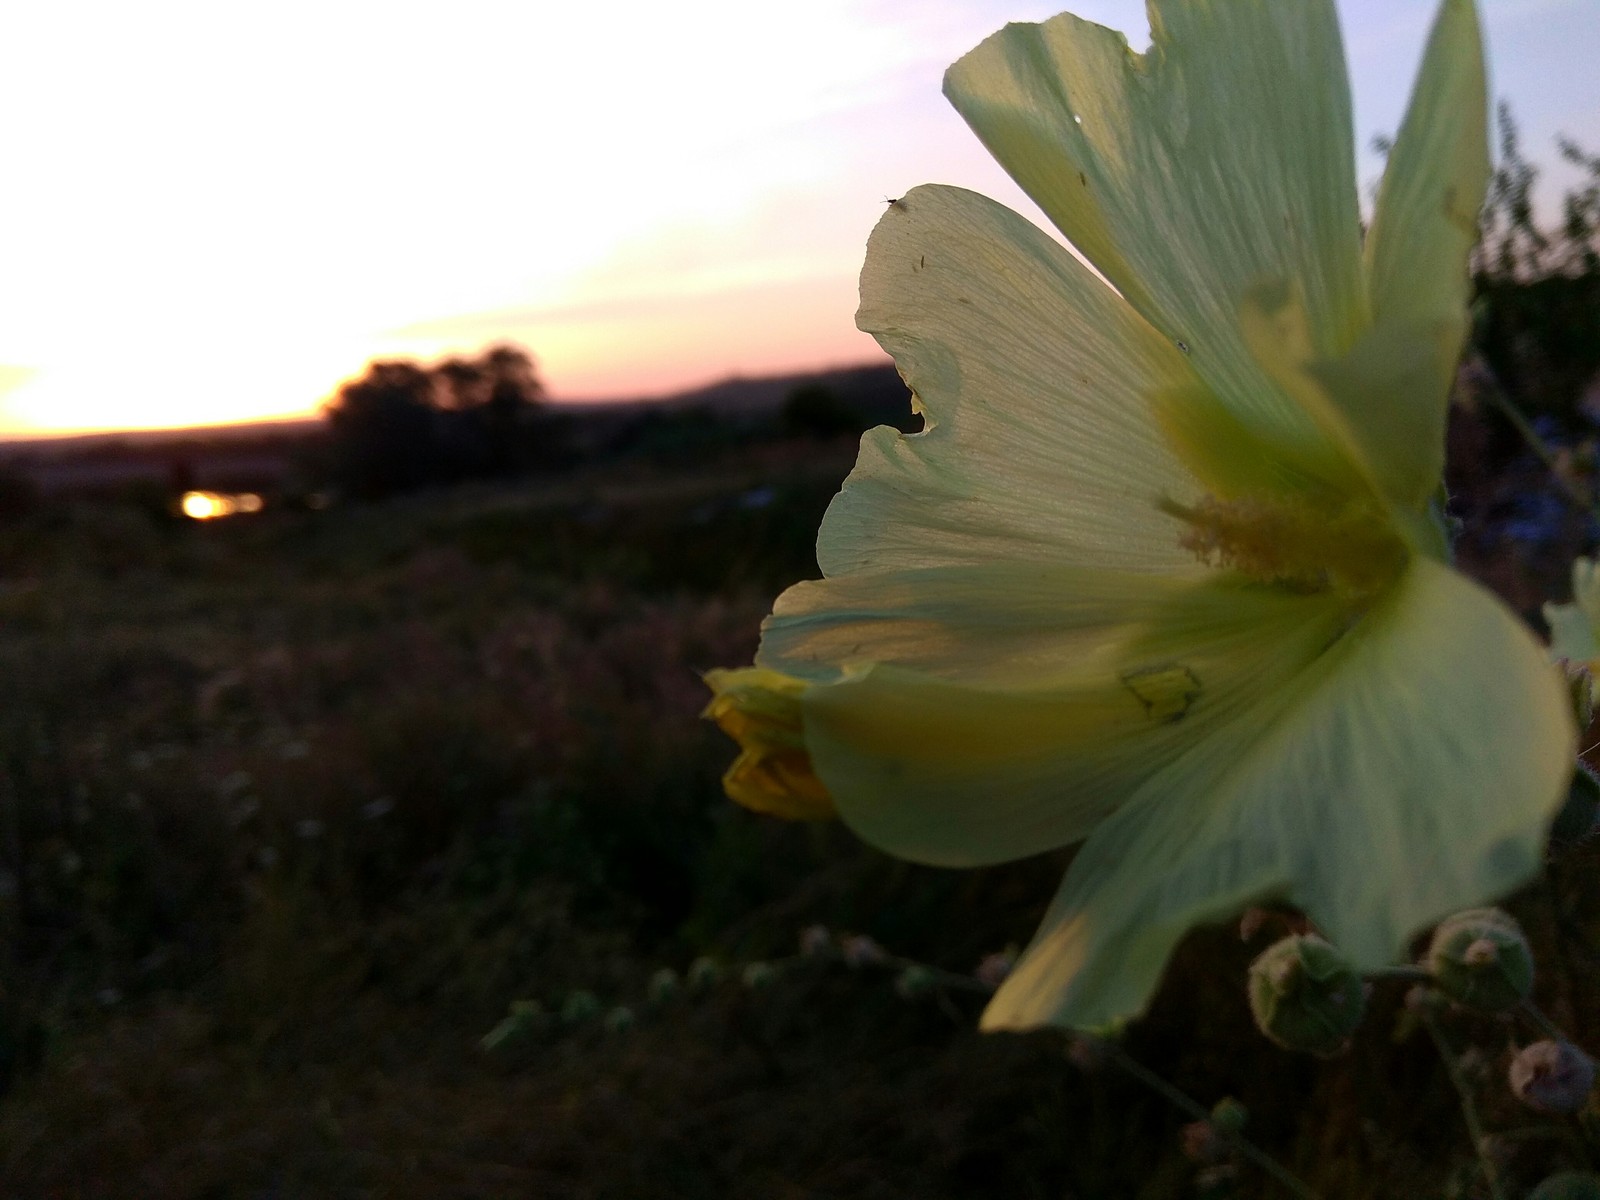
708,0,1575,1032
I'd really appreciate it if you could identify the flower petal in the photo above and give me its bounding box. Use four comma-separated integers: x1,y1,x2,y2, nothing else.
1365,0,1488,345
982,558,1574,1032
1238,282,1462,511
761,562,1203,685
788,567,1352,866
831,183,1199,576
1327,0,1488,508
943,1,1366,460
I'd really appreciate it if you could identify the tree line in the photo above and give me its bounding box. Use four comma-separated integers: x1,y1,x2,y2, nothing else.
321,343,561,497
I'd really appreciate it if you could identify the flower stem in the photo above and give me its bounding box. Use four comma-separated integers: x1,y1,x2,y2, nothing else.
1080,1036,1321,1200
1419,1009,1509,1200
1362,965,1432,985
1518,998,1570,1043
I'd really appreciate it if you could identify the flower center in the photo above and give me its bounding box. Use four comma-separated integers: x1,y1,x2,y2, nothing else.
1161,493,1406,597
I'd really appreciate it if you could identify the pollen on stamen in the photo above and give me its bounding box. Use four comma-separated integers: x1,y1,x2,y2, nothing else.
1159,494,1403,596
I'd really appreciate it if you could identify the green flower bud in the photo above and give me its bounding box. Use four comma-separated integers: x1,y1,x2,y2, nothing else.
603,1005,636,1034
1509,1040,1596,1115
1247,935,1365,1055
1425,908,1534,1012
686,956,722,993
647,967,680,1005
1553,762,1600,845
1529,1172,1600,1200
741,961,777,991
560,989,601,1025
894,964,938,999
1209,1098,1248,1136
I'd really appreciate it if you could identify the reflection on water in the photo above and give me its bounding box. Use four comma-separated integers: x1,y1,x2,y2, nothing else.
180,490,264,520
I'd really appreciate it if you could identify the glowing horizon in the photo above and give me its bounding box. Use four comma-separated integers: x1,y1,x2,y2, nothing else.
2,0,1596,438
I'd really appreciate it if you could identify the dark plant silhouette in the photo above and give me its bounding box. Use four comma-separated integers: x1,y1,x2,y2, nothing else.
780,384,869,439
322,343,549,496
1472,105,1600,420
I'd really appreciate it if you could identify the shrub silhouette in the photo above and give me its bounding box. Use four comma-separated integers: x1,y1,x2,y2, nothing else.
322,343,549,496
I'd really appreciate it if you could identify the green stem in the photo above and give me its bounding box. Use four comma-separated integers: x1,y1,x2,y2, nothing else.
1082,1036,1321,1200
880,953,991,994
1518,999,1570,1044
1420,1009,1509,1200
1362,965,1432,985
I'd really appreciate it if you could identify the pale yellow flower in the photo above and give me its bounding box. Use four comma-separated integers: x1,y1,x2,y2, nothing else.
709,0,1574,1032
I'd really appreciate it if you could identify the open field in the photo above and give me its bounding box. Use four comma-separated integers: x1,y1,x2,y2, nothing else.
1,426,1600,1198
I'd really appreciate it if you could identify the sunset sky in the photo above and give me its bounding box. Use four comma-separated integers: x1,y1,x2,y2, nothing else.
1,0,1596,436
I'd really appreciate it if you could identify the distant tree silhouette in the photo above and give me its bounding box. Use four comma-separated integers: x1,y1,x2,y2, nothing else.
324,360,439,496
321,343,548,496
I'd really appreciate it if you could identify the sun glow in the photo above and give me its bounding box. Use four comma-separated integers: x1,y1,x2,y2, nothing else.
0,0,924,436
0,339,364,435
0,1,1592,436
181,491,264,520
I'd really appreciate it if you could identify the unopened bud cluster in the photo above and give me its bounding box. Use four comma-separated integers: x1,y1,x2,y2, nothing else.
1246,910,1546,1049
1242,906,1600,1158
483,926,1000,1052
